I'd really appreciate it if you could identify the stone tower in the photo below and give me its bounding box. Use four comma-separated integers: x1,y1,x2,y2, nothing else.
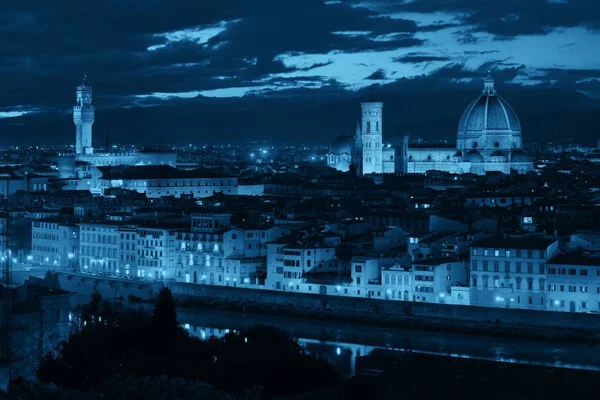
73,75,94,155
352,119,363,175
361,101,383,174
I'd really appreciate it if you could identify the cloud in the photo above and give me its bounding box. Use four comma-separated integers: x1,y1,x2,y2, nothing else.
365,69,388,80
394,53,451,63
365,0,600,38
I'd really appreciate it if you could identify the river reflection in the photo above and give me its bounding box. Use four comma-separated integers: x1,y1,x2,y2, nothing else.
178,309,600,377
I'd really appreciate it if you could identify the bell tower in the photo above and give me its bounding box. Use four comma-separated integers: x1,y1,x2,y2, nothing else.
73,74,94,155
361,100,383,174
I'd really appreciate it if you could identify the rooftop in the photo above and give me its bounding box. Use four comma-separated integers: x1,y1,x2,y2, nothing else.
412,257,460,266
548,253,600,267
471,236,556,250
97,165,235,180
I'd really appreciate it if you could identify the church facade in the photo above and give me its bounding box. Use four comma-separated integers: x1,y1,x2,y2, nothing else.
327,73,533,176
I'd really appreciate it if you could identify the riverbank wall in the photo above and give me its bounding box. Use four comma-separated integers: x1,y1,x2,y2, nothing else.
167,281,600,332
40,270,600,334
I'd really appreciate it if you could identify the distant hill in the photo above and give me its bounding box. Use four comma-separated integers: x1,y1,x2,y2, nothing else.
1,87,599,146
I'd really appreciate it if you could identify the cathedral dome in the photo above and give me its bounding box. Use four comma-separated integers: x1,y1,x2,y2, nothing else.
511,150,530,163
457,73,522,153
329,134,354,155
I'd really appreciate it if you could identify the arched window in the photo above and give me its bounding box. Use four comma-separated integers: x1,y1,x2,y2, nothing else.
366,121,371,132
376,121,379,131
404,276,409,285
384,274,390,285
483,276,489,288
391,275,396,285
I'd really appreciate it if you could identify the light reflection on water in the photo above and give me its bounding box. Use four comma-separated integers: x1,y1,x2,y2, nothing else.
181,322,600,377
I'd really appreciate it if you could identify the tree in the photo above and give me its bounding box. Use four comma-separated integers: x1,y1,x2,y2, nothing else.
150,287,181,342
76,289,118,331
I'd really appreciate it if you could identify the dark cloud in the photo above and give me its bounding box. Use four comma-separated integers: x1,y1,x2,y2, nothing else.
394,53,451,63
368,0,600,38
365,69,387,80
0,0,429,109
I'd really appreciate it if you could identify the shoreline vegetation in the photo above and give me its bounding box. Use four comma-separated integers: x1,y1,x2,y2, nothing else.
6,288,342,400
127,294,600,345
5,289,600,400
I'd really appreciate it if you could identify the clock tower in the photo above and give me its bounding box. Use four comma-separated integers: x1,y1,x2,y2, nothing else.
73,74,94,155
360,100,383,174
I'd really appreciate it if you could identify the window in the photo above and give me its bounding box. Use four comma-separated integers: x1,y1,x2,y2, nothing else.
482,261,488,272
527,280,533,291
505,250,510,257
493,261,499,272
527,263,533,274
528,296,533,305
539,263,545,274
494,250,499,257
582,301,587,309
472,277,478,287
580,269,588,276
355,265,362,273
357,277,361,285
580,286,588,293
516,262,522,273
569,269,576,276
484,249,488,256
548,267,556,275
471,261,478,271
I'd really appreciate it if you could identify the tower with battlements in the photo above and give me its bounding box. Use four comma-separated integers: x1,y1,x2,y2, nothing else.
73,75,94,155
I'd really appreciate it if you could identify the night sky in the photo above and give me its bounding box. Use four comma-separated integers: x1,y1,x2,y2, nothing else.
1,0,600,145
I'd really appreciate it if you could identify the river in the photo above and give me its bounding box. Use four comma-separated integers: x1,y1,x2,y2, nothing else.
174,308,600,377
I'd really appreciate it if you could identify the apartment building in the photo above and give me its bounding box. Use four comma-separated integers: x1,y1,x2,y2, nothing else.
469,236,559,310
546,254,600,313
31,217,78,268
